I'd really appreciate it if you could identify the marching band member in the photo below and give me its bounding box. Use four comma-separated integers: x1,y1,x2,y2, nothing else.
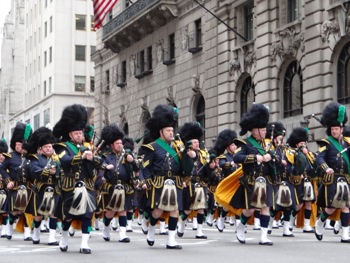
285,127,317,235
53,104,101,254
214,129,239,232
315,102,350,243
177,122,209,239
139,104,184,249
231,103,274,245
98,124,137,243
25,127,61,245
0,139,9,238
0,122,33,241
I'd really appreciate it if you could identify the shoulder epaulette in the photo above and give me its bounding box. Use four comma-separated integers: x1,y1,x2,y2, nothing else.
234,138,246,145
27,154,38,160
141,143,154,151
3,153,11,158
316,139,329,145
54,142,67,148
343,137,350,145
217,154,227,159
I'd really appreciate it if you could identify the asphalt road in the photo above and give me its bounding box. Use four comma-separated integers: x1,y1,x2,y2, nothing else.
0,220,349,263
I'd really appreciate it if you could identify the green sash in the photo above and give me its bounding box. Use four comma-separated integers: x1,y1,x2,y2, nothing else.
65,141,79,155
327,136,350,173
156,138,180,164
247,137,265,155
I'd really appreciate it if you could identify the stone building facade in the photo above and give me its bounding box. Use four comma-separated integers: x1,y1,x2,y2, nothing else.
92,0,350,151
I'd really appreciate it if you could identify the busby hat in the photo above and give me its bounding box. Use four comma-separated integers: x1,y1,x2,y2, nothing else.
0,138,8,154
145,104,178,139
101,124,125,146
84,124,94,142
27,127,57,154
286,127,308,148
239,103,269,136
53,104,88,141
266,122,286,139
10,122,33,151
178,122,203,142
214,129,237,155
320,102,348,128
123,137,135,152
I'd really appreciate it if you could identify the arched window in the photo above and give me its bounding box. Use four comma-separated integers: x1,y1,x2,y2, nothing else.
283,61,303,117
240,76,255,116
337,42,350,104
195,95,205,141
122,122,129,136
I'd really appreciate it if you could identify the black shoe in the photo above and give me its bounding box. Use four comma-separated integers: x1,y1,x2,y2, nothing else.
206,222,213,227
159,231,168,235
259,241,273,246
80,248,91,254
40,229,49,233
147,239,154,246
103,236,110,241
166,244,182,249
69,231,75,237
141,228,148,235
1,235,6,238
283,233,294,237
195,235,207,239
315,232,323,241
24,237,33,241
48,241,59,246
60,246,68,252
112,227,118,231
341,239,350,243
192,228,197,230
303,229,315,233
267,230,272,234
334,229,339,235
126,229,133,233
177,231,184,237
6,235,12,240
119,237,130,243
32,239,40,244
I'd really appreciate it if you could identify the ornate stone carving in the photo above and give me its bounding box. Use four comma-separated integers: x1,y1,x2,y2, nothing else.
141,96,148,112
181,26,189,51
321,20,340,42
166,85,176,104
271,27,304,61
156,40,164,64
228,59,241,75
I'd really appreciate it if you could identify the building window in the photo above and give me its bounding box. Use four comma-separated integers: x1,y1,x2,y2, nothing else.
123,123,129,136
44,51,47,66
50,16,53,33
34,114,40,130
44,21,47,37
90,77,95,92
104,70,110,94
135,51,145,79
244,2,254,41
117,61,127,87
145,46,153,74
163,33,176,65
49,77,52,93
90,15,94,31
75,76,86,92
44,108,50,127
76,15,86,30
108,11,113,21
49,46,52,63
75,45,86,61
283,61,303,117
188,19,202,53
337,42,350,104
44,80,47,96
240,76,255,116
195,95,205,141
288,0,299,23
91,46,96,55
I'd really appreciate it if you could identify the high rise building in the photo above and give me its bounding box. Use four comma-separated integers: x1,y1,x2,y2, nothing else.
0,0,96,140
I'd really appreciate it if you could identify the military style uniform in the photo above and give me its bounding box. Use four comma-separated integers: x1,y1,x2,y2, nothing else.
314,102,350,243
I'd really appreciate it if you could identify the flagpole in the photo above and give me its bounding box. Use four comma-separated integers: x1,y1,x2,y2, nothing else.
193,0,248,42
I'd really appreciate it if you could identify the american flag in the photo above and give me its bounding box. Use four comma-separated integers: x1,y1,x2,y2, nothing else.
93,0,118,30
